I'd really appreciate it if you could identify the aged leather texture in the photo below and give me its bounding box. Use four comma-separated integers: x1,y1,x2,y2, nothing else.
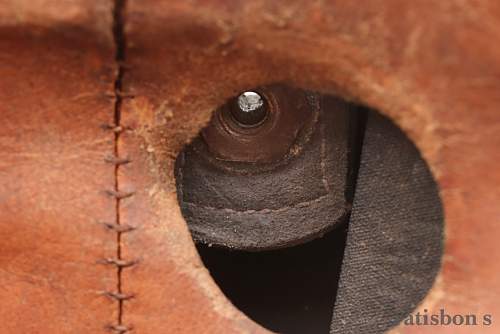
1,0,500,333
0,1,118,333
115,0,500,332
176,94,351,250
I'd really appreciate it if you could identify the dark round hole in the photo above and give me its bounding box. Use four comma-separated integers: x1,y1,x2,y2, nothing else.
175,86,444,334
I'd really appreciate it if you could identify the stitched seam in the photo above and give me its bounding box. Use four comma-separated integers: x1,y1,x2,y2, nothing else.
179,144,332,213
182,193,333,214
100,1,136,333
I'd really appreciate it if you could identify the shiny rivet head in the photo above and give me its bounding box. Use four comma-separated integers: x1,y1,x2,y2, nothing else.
231,91,267,126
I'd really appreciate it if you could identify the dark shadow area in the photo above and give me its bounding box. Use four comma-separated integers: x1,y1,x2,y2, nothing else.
177,89,442,334
181,96,367,333
197,224,348,334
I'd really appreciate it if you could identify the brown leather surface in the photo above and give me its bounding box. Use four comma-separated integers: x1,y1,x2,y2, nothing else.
121,1,500,333
0,1,118,333
118,102,264,334
201,85,316,163
0,0,499,333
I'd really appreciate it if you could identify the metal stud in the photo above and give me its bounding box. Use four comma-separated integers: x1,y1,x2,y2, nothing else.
231,91,268,126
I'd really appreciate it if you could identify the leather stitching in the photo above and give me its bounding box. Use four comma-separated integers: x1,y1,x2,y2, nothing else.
101,1,135,331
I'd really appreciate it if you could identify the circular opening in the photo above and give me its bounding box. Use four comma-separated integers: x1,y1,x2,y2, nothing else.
175,85,444,334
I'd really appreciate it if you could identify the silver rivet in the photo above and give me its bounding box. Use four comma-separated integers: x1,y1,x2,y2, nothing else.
238,92,264,112
232,91,267,126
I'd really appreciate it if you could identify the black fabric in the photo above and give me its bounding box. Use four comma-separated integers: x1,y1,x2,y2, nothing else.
330,111,444,333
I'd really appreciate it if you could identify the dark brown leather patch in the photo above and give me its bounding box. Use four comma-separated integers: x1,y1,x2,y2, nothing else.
176,91,353,250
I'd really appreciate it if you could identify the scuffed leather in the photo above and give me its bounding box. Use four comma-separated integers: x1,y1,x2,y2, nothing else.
176,95,352,250
0,1,118,332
